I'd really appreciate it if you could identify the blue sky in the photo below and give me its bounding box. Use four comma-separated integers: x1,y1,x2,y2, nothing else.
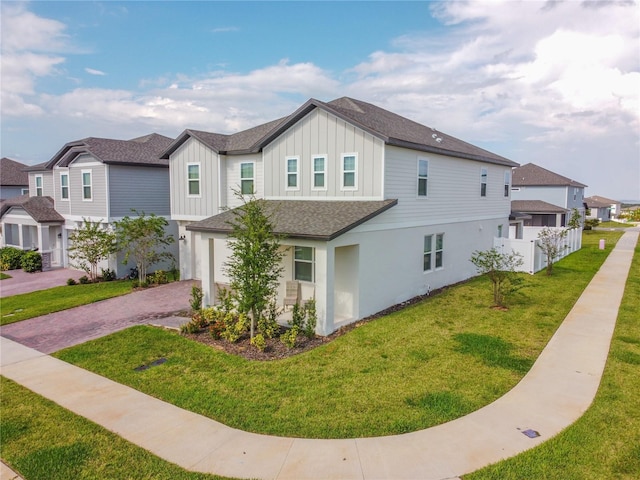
2,0,639,200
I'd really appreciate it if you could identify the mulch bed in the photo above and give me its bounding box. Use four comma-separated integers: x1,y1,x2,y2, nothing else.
180,284,454,361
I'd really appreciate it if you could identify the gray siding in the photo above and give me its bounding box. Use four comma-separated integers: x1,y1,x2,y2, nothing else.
262,109,384,199
169,137,220,219
29,172,54,197
67,155,108,218
109,165,170,218
53,168,71,215
0,186,27,199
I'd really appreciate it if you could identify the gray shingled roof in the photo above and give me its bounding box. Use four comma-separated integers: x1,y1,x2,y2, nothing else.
584,196,613,208
585,195,618,206
512,163,587,188
0,195,65,223
187,199,398,241
0,158,29,186
46,133,174,169
161,97,518,167
511,200,567,214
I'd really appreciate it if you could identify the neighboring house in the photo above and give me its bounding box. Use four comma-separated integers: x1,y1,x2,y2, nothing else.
0,157,30,200
0,134,178,275
585,195,621,220
510,163,587,227
162,97,519,335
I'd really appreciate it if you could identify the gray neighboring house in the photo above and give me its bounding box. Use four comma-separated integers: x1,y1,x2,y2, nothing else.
585,195,621,221
0,134,178,275
0,157,30,200
510,162,587,227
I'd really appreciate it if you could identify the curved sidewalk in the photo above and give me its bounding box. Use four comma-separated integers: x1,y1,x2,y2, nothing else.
1,230,637,480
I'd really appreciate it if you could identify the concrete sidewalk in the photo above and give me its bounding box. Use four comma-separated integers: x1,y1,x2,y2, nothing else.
1,230,637,480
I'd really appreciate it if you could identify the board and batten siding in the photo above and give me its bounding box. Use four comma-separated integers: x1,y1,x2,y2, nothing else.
223,153,263,209
169,137,221,220
366,145,512,228
262,108,384,199
109,165,170,218
67,155,108,218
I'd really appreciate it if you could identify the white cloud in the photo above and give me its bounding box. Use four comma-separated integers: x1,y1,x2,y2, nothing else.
85,68,107,76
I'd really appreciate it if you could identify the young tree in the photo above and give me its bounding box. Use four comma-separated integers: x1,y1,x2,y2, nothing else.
537,227,568,276
115,210,175,284
567,208,583,229
470,248,524,308
224,196,285,339
67,219,117,282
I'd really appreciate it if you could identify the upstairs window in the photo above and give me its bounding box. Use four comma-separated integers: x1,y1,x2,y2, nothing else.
187,163,200,196
294,246,314,282
504,170,510,197
35,175,43,196
418,158,429,197
341,154,357,190
286,157,299,190
82,170,92,200
480,168,488,197
60,173,69,200
313,155,326,189
240,162,254,195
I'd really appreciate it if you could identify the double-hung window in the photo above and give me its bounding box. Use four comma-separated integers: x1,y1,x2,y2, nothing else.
418,158,429,197
504,170,510,197
286,157,299,190
187,163,200,196
435,233,444,268
294,246,314,282
423,235,433,272
240,162,254,195
480,168,488,197
341,154,357,190
60,173,69,200
35,175,43,196
424,233,444,271
82,170,92,200
312,155,326,189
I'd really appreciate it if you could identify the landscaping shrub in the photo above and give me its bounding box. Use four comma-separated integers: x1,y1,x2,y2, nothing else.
21,251,42,273
100,268,116,282
149,269,168,285
190,286,203,312
303,299,317,339
0,247,25,271
67,278,78,286
584,218,600,230
78,275,90,284
250,333,266,352
221,313,249,343
280,325,299,349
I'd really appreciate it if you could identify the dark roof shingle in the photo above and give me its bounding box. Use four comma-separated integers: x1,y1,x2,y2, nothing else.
511,199,567,214
187,199,397,241
512,163,587,188
0,158,29,186
0,195,65,223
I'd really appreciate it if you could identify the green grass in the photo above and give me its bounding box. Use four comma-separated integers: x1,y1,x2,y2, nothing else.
0,377,231,480
1,280,133,325
54,231,624,439
464,232,640,479
0,272,11,280
597,220,634,229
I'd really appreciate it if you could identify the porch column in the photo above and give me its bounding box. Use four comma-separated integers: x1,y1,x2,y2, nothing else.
315,244,335,336
37,224,50,252
199,235,215,307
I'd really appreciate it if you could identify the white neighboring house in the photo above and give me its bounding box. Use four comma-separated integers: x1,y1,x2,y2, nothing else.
162,97,519,335
0,134,178,276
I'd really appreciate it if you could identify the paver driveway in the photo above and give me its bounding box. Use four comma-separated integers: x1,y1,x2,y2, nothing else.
1,280,197,354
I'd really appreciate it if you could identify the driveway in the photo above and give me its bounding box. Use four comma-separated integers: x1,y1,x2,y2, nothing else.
0,268,87,298
1,280,198,354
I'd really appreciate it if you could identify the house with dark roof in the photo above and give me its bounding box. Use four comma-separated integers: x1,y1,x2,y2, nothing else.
0,157,30,200
162,97,518,335
585,195,621,221
1,134,177,274
510,163,587,228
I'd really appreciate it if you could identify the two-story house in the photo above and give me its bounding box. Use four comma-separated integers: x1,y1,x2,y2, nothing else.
0,134,178,275
510,163,587,228
163,97,518,335
0,158,30,200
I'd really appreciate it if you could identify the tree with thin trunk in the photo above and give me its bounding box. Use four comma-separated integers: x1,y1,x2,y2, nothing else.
67,219,116,282
224,195,285,339
470,248,524,308
115,210,175,284
537,227,568,276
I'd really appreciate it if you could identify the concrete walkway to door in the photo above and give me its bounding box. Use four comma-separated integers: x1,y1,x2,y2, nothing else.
1,229,637,480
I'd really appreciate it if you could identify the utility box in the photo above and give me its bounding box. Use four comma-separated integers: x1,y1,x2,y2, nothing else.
599,239,605,250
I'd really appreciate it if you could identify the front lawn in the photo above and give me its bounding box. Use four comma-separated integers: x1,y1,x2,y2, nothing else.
55,231,624,439
1,280,133,325
0,272,11,280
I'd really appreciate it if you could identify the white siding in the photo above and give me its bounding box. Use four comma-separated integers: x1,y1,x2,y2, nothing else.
53,167,71,215
262,109,384,199
511,185,567,208
169,137,221,220
223,153,263,208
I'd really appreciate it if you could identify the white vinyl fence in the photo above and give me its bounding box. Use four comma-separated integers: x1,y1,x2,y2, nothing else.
494,227,582,274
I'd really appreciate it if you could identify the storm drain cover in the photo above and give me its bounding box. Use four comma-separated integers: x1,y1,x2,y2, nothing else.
134,357,167,371
522,429,540,438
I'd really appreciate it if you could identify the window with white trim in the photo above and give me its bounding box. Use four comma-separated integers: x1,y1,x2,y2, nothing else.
423,235,433,272
312,155,326,189
504,170,510,197
82,170,92,200
418,158,428,197
240,162,254,195
286,156,299,190
341,154,357,190
480,168,488,197
435,233,444,268
35,175,43,196
294,246,314,282
60,173,69,200
187,163,200,196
